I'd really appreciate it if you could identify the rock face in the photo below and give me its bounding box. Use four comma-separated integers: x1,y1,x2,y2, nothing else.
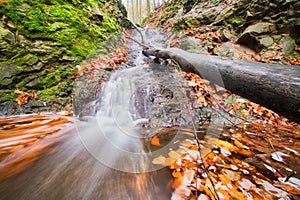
149,0,300,65
0,0,128,115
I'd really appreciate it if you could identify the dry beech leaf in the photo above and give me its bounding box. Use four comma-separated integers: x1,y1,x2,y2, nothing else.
172,170,182,178
151,136,160,146
274,181,300,195
216,140,239,152
152,155,166,165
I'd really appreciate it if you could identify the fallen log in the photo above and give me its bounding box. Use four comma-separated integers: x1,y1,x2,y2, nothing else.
143,48,300,123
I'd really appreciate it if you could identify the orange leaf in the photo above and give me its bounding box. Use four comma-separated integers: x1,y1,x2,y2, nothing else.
172,170,182,178
15,90,37,107
151,136,160,146
274,181,300,195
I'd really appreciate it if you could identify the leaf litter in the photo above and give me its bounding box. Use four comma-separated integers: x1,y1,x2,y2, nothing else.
152,72,300,199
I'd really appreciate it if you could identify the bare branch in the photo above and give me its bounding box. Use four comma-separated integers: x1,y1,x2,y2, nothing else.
125,36,153,49
129,20,147,44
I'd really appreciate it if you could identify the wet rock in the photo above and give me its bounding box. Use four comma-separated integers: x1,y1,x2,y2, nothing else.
6,20,16,30
32,62,44,71
26,54,39,66
17,34,28,47
0,26,15,44
243,22,276,35
25,78,43,89
222,29,237,41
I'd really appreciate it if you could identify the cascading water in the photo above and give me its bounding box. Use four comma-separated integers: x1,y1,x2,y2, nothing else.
0,30,180,199
0,64,177,200
1,29,300,200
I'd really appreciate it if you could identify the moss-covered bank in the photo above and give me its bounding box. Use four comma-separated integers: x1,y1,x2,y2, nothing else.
0,0,128,115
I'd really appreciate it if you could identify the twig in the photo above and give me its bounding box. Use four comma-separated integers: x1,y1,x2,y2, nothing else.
182,88,220,200
125,36,153,49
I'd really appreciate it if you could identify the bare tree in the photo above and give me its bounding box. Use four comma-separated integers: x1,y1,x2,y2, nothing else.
135,0,139,23
139,0,142,23
131,0,135,22
147,0,151,19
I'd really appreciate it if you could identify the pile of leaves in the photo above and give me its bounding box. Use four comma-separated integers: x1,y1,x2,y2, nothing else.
14,90,37,107
72,47,128,79
152,71,300,199
183,72,293,126
153,123,300,199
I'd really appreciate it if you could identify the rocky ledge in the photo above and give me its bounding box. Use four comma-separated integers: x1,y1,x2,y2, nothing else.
0,0,128,116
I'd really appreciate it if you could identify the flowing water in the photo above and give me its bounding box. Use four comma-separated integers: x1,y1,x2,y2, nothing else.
0,30,186,200
1,30,300,200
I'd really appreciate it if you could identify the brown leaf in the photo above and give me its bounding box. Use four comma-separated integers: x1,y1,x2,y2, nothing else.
15,90,37,107
151,136,161,146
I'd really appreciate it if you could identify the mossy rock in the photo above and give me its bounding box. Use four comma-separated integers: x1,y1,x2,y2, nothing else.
0,0,127,111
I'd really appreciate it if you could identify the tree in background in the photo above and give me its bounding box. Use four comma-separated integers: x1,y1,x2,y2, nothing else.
121,0,163,23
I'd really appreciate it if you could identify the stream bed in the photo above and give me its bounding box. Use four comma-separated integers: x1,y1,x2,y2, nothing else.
0,30,299,200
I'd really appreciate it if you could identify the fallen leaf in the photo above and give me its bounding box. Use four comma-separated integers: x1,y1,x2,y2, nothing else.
172,170,182,178
15,90,37,107
151,136,161,146
152,155,166,165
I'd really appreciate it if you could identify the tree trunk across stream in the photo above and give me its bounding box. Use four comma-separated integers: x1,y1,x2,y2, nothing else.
143,46,300,124
0,30,299,200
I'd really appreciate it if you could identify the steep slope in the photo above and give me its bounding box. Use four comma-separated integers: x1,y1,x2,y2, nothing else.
0,0,128,114
147,0,300,65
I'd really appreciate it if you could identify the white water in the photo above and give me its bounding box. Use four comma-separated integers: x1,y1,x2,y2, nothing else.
0,65,173,200
0,30,174,200
78,66,161,173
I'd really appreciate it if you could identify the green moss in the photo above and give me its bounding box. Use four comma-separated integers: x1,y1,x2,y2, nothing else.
2,90,17,101
0,0,127,105
230,17,243,24
43,72,61,87
1,78,13,86
37,87,59,98
5,53,37,67
1,0,123,61
185,18,199,28
15,81,25,89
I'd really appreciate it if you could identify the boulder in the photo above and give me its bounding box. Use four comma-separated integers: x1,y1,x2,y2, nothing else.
279,36,296,55
243,22,276,35
180,38,208,54
214,42,256,57
237,22,276,51
259,36,274,47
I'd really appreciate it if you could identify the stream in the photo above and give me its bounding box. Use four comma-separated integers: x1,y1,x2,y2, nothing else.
0,30,190,200
0,30,300,200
